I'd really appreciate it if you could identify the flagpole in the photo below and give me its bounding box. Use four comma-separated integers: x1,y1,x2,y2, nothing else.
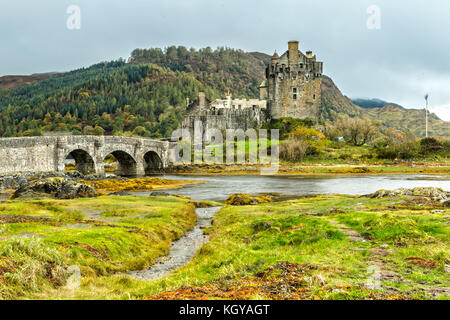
425,94,429,138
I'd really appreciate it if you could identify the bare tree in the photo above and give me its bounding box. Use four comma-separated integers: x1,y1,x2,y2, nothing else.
334,115,379,146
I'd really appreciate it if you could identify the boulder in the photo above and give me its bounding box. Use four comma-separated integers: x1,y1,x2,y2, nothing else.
225,193,272,206
149,191,170,196
108,190,133,196
368,187,449,203
11,177,95,199
0,175,28,190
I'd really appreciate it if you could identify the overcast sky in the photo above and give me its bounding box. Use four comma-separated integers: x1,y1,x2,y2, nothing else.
1,0,449,121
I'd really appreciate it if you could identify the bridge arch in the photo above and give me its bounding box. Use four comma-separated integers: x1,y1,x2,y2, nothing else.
143,150,163,175
65,149,95,175
103,150,137,177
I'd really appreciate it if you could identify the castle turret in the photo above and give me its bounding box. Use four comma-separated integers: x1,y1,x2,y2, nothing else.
226,91,232,108
198,92,206,108
271,51,280,62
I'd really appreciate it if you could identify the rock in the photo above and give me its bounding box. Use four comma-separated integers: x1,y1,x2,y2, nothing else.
225,193,272,206
380,244,389,249
149,191,170,196
108,191,132,196
332,289,344,294
11,177,95,199
368,187,449,203
0,175,29,190
252,221,272,232
66,171,84,179
313,274,327,286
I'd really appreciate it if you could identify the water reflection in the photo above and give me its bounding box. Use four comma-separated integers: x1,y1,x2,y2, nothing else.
143,174,450,201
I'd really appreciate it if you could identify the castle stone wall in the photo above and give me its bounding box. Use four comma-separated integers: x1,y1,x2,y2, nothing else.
182,107,267,136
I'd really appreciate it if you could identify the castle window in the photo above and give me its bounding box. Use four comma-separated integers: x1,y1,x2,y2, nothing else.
313,94,316,100
293,88,297,93
293,94,297,100
300,64,303,68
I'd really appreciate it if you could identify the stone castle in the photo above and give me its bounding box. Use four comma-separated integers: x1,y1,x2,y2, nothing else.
182,41,323,134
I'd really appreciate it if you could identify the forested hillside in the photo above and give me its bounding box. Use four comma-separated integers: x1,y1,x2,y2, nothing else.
0,61,217,137
129,46,269,97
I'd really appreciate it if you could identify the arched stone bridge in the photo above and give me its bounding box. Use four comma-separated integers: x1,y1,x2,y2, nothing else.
0,136,170,176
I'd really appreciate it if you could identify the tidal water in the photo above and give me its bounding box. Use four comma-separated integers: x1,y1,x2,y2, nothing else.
137,174,450,201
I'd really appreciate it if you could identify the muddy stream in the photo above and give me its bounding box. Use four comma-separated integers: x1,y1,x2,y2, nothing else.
128,206,222,281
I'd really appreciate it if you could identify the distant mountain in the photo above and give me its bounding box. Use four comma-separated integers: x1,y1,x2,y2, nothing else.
350,98,448,137
0,73,58,90
363,103,448,138
352,98,395,109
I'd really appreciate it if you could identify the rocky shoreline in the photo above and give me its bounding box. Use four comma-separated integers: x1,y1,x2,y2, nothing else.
166,163,450,176
0,171,204,200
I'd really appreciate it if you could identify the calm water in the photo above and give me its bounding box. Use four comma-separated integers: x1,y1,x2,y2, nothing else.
140,174,450,201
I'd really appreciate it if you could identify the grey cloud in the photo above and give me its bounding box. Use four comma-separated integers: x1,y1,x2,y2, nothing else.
0,0,449,120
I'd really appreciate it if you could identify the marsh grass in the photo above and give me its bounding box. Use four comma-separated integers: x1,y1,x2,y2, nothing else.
0,195,198,299
1,193,448,300
129,195,448,300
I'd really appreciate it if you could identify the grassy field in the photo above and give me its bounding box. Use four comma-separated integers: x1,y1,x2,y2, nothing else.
132,194,449,300
0,192,448,300
0,195,198,299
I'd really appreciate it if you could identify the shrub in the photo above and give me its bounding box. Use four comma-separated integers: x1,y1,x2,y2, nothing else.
419,137,442,155
371,133,421,160
280,139,318,162
322,115,380,146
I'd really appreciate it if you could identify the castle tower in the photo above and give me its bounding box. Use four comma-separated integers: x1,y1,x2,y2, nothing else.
265,41,323,120
288,41,299,66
